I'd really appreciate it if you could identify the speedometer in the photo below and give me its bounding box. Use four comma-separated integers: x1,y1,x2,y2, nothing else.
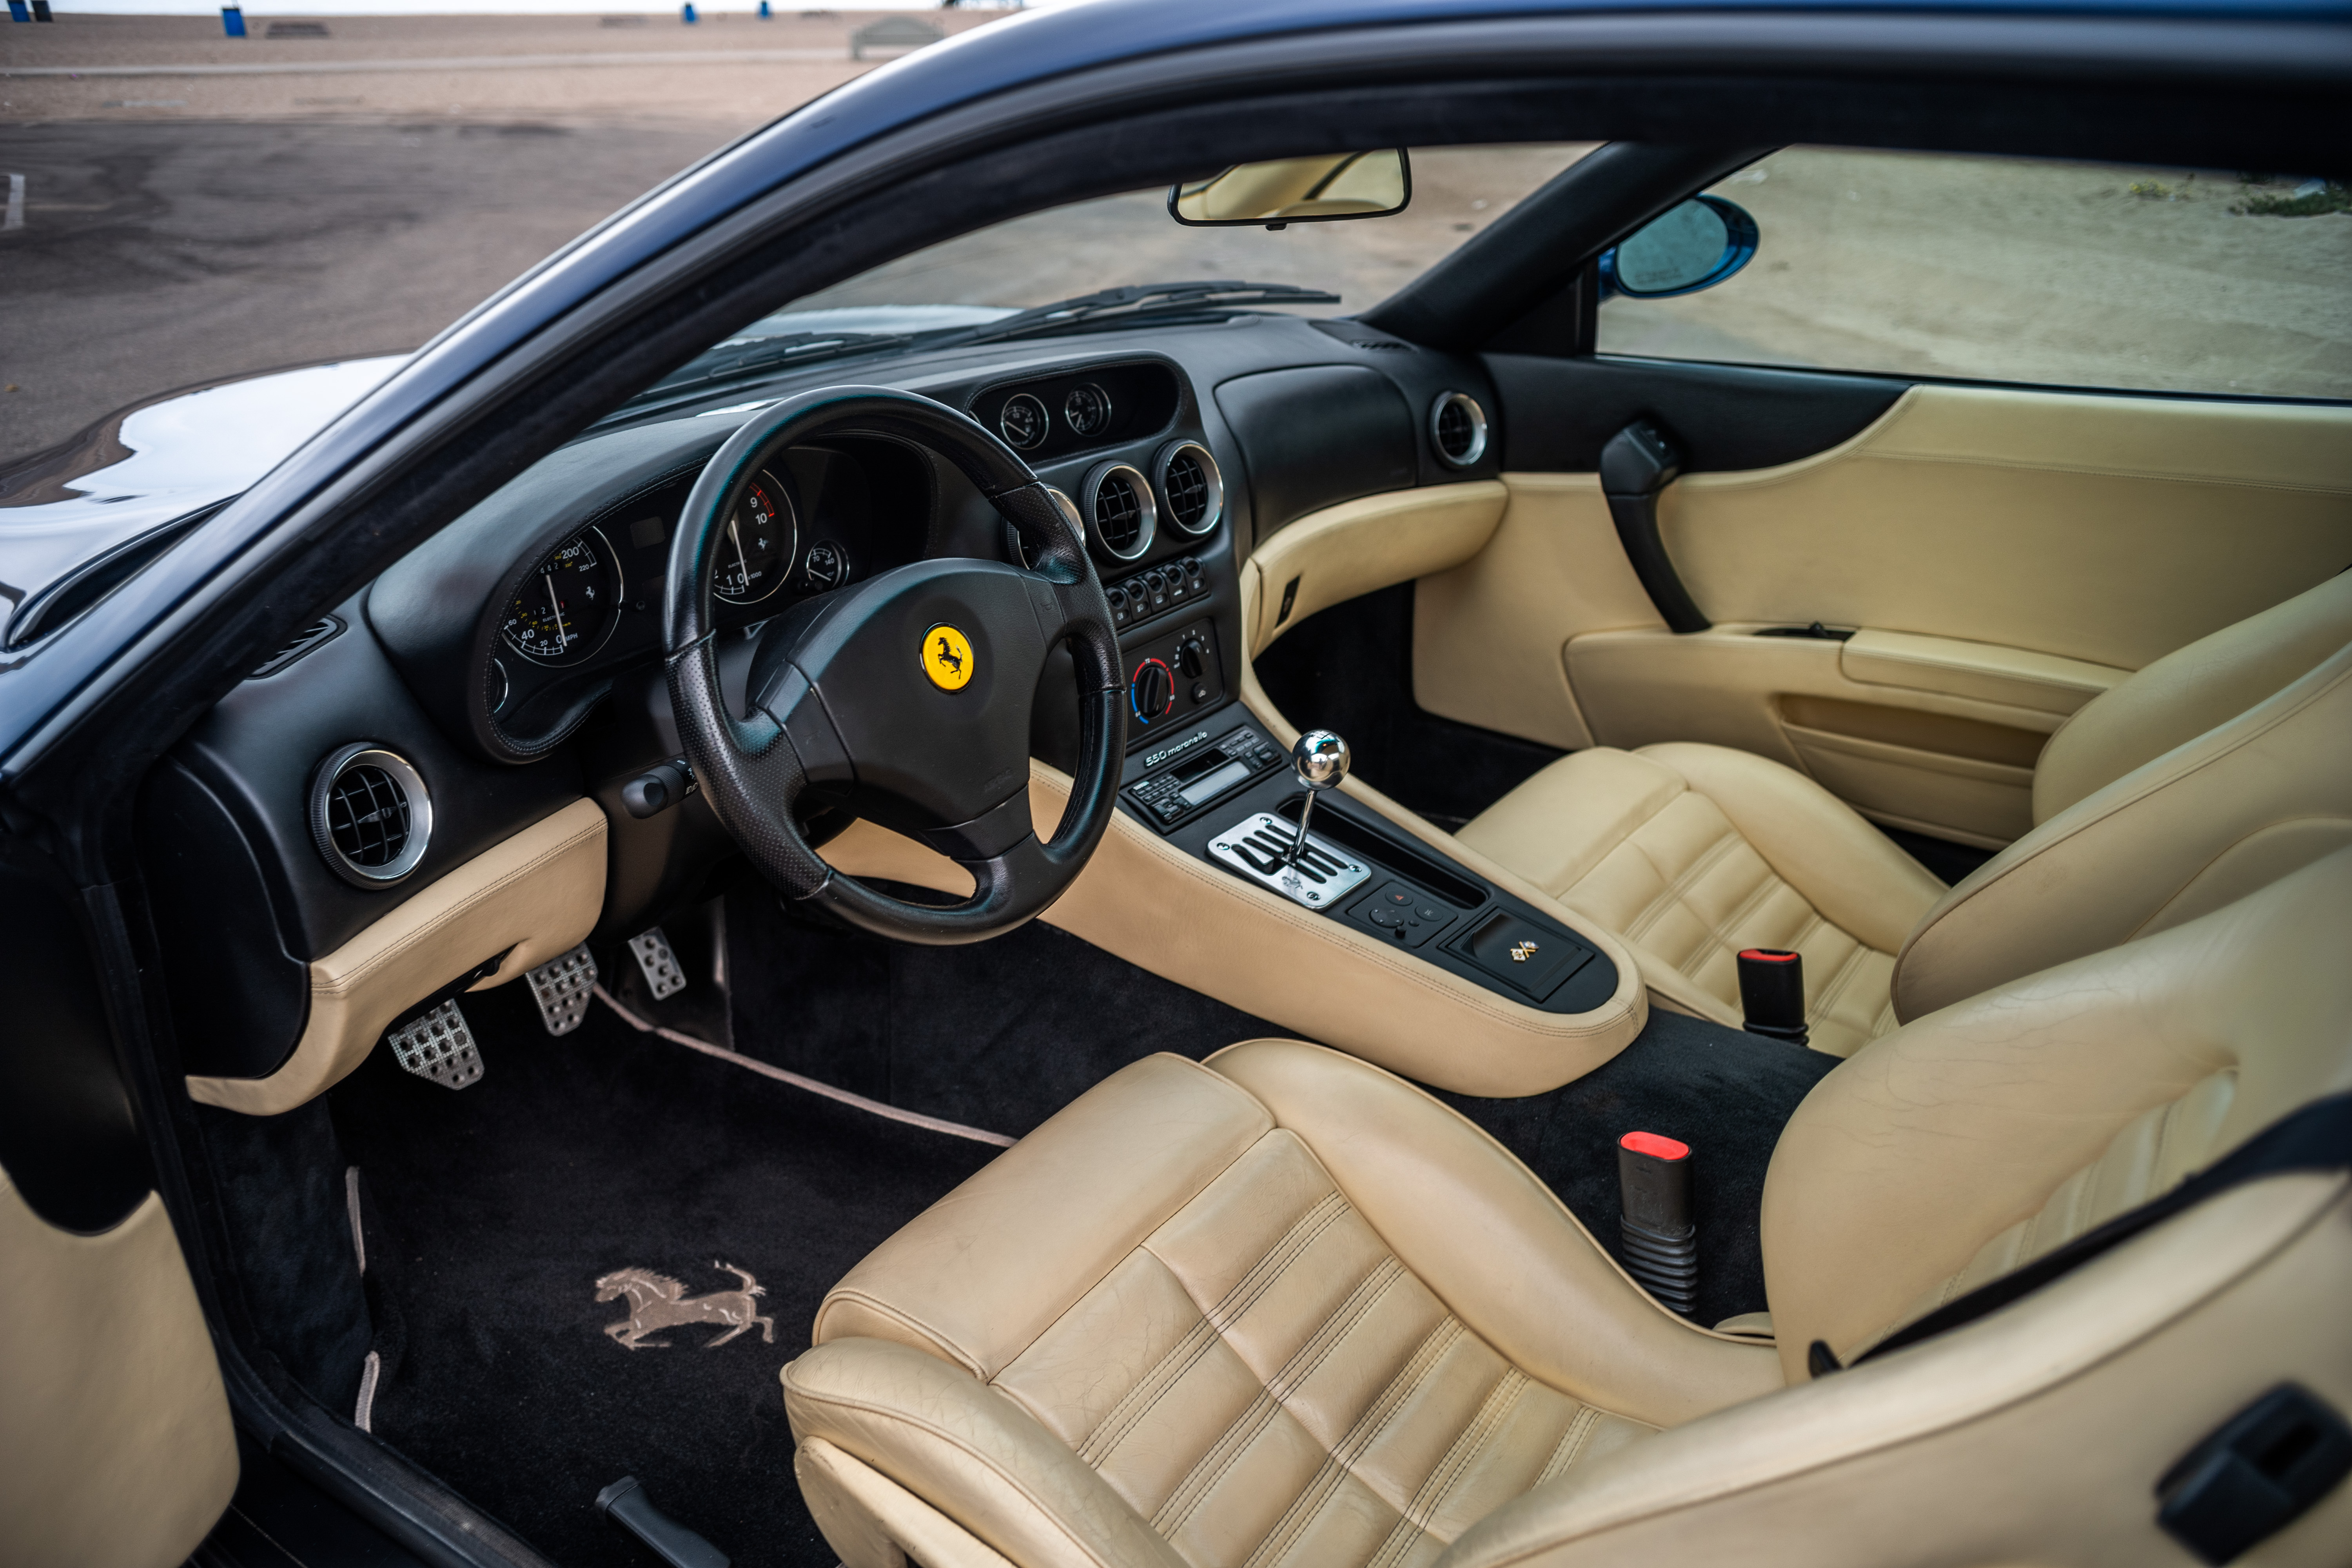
715,468,797,605
501,526,618,666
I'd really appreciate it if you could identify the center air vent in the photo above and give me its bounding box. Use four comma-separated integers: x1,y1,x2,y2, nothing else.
309,744,432,888
1156,440,1225,537
1430,390,1490,468
1083,461,1157,563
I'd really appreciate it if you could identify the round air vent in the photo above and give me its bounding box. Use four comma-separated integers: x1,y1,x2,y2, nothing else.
1082,461,1157,563
309,744,432,888
1430,391,1490,468
1155,440,1224,537
1007,486,1085,571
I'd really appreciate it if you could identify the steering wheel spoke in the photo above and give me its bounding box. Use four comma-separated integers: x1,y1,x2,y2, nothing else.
664,387,1125,943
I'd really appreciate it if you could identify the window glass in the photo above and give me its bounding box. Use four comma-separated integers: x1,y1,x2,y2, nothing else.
1598,148,2352,399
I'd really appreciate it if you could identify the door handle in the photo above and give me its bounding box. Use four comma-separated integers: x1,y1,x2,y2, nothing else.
1600,420,1710,634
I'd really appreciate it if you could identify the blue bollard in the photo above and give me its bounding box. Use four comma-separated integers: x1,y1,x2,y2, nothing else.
221,5,247,36
758,0,771,16
7,2,31,23
681,2,696,22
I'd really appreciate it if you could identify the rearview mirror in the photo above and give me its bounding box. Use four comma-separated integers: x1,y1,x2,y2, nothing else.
1599,195,1759,299
1170,151,1411,229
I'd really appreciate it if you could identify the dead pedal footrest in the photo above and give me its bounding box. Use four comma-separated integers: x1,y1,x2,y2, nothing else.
386,1000,483,1090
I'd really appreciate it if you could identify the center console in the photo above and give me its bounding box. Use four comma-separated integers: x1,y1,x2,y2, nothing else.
1112,709,1619,1016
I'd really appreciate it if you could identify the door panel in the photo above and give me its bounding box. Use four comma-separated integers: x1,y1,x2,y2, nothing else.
1416,377,2352,845
0,850,236,1567
1661,384,2352,668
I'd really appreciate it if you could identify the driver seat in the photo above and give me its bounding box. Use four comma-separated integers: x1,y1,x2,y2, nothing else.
783,850,2352,1568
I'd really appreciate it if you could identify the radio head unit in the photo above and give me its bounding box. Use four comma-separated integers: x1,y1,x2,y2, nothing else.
1124,722,1285,828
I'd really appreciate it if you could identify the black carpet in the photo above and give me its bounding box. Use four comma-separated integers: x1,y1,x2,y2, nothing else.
723,882,1285,1138
1431,1007,1840,1329
328,978,997,1568
1250,582,1565,829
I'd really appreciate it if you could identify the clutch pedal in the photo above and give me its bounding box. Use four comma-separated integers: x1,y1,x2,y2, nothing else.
386,1000,483,1090
526,944,599,1035
1207,810,1370,909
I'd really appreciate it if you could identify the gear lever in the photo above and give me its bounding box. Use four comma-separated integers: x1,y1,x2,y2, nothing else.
1286,730,1350,868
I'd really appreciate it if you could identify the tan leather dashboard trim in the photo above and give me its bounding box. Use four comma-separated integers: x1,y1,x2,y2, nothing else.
187,797,608,1115
821,762,1645,1098
1243,481,1506,657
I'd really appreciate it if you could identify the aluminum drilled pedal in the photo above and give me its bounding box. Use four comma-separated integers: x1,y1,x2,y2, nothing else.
1206,811,1371,909
628,927,687,1000
386,1000,483,1090
526,944,598,1035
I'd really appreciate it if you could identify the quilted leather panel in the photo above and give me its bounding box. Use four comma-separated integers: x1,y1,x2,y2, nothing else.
991,1131,1652,1568
1548,790,1898,1058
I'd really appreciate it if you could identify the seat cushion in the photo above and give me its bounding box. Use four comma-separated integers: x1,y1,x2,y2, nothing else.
788,1045,1779,1568
1457,745,1944,1056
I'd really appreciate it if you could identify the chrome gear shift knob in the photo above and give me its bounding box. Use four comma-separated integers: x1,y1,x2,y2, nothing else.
1286,730,1350,868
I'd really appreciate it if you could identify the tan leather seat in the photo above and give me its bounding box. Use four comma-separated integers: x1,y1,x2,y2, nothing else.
1457,570,2352,1053
783,850,2352,1568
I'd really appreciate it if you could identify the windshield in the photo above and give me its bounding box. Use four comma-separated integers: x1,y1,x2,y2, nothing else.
670,145,1593,377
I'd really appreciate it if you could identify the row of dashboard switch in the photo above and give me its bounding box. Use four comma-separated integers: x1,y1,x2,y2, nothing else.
1109,558,1207,629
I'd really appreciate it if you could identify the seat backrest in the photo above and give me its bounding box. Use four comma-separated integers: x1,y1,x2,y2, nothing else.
1771,845,2352,1378
1890,572,2352,1020
1429,851,2352,1568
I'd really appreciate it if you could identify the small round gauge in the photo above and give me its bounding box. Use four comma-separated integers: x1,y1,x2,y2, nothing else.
501,526,619,666
1062,383,1112,439
999,393,1049,450
715,468,798,605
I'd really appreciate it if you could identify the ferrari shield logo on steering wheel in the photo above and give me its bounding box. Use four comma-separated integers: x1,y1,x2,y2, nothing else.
922,624,975,691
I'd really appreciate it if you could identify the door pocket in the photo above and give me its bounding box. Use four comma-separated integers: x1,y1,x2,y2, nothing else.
1778,695,2045,846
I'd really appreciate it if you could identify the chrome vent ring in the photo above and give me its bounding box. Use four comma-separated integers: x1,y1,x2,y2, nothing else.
310,743,432,888
1430,391,1490,468
1156,440,1224,537
1083,460,1157,563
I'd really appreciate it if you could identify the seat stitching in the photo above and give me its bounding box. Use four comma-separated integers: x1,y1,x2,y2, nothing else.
1676,853,1789,982
1534,1405,1602,1486
1620,827,1747,945
1078,1192,1352,1463
1807,940,1871,1026
1365,1368,1530,1568
1150,1255,1412,1537
1225,1315,1466,1568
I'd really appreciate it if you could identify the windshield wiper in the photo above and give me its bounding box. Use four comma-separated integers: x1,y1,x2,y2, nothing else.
629,330,915,402
946,281,1341,345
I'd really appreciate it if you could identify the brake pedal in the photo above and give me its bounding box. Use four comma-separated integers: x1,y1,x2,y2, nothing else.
526,944,599,1035
629,927,687,999
386,1000,483,1090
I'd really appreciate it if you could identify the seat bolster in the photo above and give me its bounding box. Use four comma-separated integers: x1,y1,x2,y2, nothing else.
785,1340,1188,1568
1892,642,2352,1022
815,1055,1270,1378
2034,567,2352,820
797,1438,1020,1568
1635,743,1944,955
1207,1040,1783,1426
1455,748,1685,898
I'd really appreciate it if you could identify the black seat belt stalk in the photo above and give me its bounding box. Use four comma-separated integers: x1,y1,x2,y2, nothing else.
1599,419,1710,634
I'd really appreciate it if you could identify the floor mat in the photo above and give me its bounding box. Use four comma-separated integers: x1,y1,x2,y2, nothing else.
329,979,996,1568
1432,1007,1840,1329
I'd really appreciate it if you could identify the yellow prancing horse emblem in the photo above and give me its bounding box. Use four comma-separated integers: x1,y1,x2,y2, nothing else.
923,624,974,691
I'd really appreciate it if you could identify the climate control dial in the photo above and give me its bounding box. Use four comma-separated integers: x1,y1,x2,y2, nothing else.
1129,657,1176,725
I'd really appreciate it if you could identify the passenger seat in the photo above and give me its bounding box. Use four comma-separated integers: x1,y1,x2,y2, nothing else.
1457,570,2352,1053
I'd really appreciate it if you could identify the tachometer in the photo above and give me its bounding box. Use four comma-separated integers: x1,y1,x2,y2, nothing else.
501,526,618,666
715,468,797,605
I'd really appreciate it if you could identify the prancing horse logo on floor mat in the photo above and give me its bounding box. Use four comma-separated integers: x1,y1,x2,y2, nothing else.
595,1263,776,1350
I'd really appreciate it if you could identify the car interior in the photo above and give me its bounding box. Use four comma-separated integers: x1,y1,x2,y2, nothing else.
12,84,2351,1568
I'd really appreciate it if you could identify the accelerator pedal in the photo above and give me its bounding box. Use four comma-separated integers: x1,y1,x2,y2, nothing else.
629,926,687,1000
526,944,598,1035
385,1000,483,1091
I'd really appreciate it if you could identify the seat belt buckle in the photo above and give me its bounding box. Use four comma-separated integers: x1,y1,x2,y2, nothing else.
1738,948,1809,1045
1618,1130,1697,1316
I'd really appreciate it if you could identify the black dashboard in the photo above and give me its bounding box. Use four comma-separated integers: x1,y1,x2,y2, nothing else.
141,312,1512,1082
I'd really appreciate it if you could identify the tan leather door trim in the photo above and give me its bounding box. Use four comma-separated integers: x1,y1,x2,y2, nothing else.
188,797,609,1114
2,1181,237,1568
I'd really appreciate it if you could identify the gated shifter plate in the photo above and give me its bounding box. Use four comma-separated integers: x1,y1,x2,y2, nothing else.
1207,811,1371,908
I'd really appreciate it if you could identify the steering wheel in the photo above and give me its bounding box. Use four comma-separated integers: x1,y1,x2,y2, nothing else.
664,387,1123,944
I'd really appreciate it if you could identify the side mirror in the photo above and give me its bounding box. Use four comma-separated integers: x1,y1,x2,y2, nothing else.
1170,150,1411,229
1599,195,1759,299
